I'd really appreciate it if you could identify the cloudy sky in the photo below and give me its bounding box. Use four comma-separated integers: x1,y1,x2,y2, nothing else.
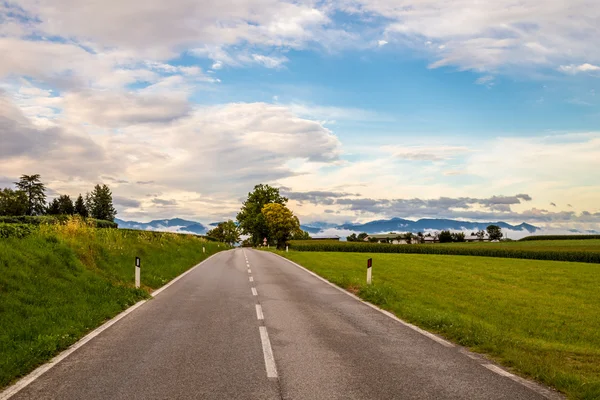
1,0,599,230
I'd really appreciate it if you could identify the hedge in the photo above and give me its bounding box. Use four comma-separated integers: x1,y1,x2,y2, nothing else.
0,215,117,229
519,234,600,241
287,240,600,264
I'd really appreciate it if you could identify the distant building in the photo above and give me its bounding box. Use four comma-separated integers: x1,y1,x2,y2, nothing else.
311,236,340,241
363,233,419,244
465,235,490,242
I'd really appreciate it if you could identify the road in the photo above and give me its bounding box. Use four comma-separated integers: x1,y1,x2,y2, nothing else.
9,249,560,399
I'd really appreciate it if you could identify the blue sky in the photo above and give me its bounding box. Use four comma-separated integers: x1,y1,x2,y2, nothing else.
1,0,599,233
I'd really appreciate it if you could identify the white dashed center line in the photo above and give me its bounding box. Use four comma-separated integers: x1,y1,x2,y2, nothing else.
251,287,258,296
255,304,264,320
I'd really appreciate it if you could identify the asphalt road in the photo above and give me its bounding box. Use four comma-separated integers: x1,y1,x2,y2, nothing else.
10,248,560,400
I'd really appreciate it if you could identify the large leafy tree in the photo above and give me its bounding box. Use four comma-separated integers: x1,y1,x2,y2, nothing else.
262,203,301,249
88,184,117,221
236,184,288,246
47,198,61,215
486,225,503,241
14,174,46,215
206,220,240,246
0,188,28,216
291,230,311,240
74,194,88,217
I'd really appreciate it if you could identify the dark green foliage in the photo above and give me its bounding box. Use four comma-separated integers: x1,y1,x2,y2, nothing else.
521,235,600,241
0,188,28,216
287,240,600,263
347,233,358,241
452,232,466,242
74,194,88,217
0,223,34,238
88,184,117,221
438,230,453,243
57,195,75,215
14,174,46,216
47,198,61,215
357,232,368,241
291,230,311,240
486,224,503,240
236,184,288,246
206,220,240,245
0,215,117,228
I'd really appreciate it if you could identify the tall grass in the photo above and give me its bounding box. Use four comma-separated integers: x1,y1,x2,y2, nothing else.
0,217,226,388
288,239,600,263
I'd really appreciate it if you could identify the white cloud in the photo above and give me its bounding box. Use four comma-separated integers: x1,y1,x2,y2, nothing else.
475,75,495,86
558,63,600,74
251,54,289,68
377,40,388,47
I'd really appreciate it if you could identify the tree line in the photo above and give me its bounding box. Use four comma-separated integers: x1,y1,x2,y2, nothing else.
346,225,503,244
0,174,117,222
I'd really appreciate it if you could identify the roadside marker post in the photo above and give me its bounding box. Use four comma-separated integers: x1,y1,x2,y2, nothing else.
367,258,372,285
286,245,288,252
202,246,205,253
135,257,141,288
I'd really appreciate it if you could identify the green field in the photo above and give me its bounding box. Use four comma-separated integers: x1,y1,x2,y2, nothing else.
289,239,600,263
271,250,600,399
0,219,226,389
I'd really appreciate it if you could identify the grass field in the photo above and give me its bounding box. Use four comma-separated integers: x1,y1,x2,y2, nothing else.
0,218,226,389
271,250,600,399
289,239,600,263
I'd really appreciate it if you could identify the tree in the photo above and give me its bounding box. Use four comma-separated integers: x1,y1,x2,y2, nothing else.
439,230,453,243
357,232,368,241
0,188,28,216
261,203,300,249
57,194,75,215
207,220,240,246
368,236,379,243
88,184,117,221
236,184,288,246
74,194,88,217
346,233,358,242
452,232,466,242
47,198,61,215
476,230,486,241
405,232,414,244
486,225,503,241
291,230,311,240
14,174,46,215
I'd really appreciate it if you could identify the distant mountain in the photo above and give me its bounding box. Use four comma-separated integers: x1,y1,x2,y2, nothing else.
329,217,539,234
115,218,208,235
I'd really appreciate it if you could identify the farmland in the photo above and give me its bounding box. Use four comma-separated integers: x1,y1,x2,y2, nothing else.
0,218,226,389
288,239,600,263
271,250,600,399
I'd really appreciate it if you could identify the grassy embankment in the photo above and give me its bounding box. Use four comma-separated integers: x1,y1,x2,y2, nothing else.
288,239,600,263
0,218,227,389
270,250,600,399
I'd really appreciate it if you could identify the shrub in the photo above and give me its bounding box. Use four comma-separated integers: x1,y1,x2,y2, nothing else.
0,223,35,239
0,215,116,229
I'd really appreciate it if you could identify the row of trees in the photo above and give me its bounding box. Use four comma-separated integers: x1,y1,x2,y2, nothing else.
0,174,117,222
346,225,504,244
236,184,310,248
206,220,240,246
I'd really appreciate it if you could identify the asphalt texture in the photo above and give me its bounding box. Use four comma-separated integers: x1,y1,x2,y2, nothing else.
10,248,560,400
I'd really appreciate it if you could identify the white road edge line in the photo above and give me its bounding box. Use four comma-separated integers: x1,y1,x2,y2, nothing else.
255,304,264,320
259,327,278,378
252,287,258,296
0,250,228,400
248,268,252,274
249,276,254,282
267,251,454,348
484,364,514,378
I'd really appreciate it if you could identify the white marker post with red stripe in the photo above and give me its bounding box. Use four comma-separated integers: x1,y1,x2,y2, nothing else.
367,258,372,285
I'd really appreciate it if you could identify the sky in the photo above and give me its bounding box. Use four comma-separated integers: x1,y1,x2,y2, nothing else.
1,0,599,232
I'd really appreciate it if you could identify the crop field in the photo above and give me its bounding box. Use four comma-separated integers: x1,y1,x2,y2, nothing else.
271,250,600,399
0,218,226,389
288,239,600,263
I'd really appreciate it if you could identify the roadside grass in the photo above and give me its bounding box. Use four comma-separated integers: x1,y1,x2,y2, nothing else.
288,239,600,263
0,218,226,389
271,250,600,400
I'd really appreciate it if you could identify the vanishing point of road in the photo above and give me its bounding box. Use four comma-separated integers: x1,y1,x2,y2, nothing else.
6,249,561,399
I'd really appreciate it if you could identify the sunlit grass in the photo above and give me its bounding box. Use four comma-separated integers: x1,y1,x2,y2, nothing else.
0,217,226,388
271,250,600,399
